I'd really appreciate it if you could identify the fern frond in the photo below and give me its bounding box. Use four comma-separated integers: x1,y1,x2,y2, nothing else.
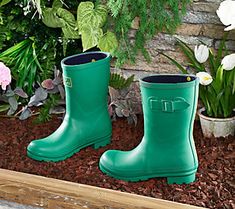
109,73,134,90
107,0,191,66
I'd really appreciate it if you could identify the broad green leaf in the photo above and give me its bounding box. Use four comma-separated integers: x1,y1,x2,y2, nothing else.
212,65,223,94
77,2,107,29
208,49,216,77
57,8,76,28
219,85,232,117
62,26,80,39
42,8,64,28
98,31,118,54
0,0,12,7
207,86,218,116
205,98,212,116
81,25,103,51
52,0,63,9
216,65,223,84
56,8,80,39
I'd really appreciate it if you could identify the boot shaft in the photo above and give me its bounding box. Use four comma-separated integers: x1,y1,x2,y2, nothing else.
139,75,199,170
61,52,111,117
140,75,199,143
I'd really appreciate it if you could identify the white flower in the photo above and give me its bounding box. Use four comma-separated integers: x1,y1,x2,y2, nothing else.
196,72,213,86
221,53,235,70
216,0,235,31
194,45,209,63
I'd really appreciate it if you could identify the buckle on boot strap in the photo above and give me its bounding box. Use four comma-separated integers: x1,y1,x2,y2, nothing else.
149,97,190,113
162,100,174,112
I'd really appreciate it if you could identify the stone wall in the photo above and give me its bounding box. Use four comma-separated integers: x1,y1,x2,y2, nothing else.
115,0,235,80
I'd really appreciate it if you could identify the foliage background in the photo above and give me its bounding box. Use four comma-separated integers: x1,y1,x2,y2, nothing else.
0,0,191,121
0,0,190,92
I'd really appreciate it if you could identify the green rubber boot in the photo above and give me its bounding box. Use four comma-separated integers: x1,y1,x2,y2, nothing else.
27,52,112,162
99,74,199,184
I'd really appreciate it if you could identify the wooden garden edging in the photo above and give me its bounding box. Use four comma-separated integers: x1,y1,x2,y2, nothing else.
0,169,205,209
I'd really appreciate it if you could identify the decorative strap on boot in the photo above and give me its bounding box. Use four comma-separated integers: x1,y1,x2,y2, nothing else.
149,97,190,113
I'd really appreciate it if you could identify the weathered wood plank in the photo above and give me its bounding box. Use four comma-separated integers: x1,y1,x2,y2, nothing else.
0,169,205,209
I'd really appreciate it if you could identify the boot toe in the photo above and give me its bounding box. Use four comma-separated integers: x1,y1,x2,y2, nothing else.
99,150,121,172
99,149,144,180
27,138,52,157
99,150,131,172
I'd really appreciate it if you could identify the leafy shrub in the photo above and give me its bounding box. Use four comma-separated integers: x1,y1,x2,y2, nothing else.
0,0,190,122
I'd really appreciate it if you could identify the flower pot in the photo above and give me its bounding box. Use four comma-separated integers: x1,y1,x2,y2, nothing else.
197,107,235,138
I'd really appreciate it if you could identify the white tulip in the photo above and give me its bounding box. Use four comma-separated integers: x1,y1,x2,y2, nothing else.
196,72,213,86
221,53,235,70
194,45,209,63
216,0,235,31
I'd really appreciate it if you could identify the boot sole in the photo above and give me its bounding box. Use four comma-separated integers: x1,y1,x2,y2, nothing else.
99,163,196,184
27,134,111,162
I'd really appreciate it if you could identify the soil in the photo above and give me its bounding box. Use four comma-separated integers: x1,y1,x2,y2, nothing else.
0,115,234,209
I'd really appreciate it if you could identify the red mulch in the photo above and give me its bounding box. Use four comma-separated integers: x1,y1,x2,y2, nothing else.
0,115,234,209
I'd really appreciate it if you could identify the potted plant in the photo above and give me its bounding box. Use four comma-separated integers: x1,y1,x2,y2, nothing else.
162,1,235,138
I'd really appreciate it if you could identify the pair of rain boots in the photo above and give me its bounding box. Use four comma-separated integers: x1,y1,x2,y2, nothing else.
27,52,199,184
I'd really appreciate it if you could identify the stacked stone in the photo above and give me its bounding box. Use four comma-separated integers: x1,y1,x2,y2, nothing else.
116,0,235,79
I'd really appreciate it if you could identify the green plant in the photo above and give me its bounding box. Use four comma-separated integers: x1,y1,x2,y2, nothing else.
19,69,65,122
0,1,78,121
19,92,61,123
0,0,12,7
107,0,191,66
40,71,136,122
109,81,142,125
0,38,44,95
29,0,190,66
0,0,191,122
0,60,29,116
35,94,60,123
0,0,67,96
162,37,235,118
109,73,134,90
31,0,118,55
0,86,28,115
0,1,72,90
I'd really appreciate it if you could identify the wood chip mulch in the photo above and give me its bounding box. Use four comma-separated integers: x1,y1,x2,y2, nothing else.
0,115,234,208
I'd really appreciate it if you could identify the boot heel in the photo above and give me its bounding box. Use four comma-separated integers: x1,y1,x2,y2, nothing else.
93,136,111,149
167,173,196,184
